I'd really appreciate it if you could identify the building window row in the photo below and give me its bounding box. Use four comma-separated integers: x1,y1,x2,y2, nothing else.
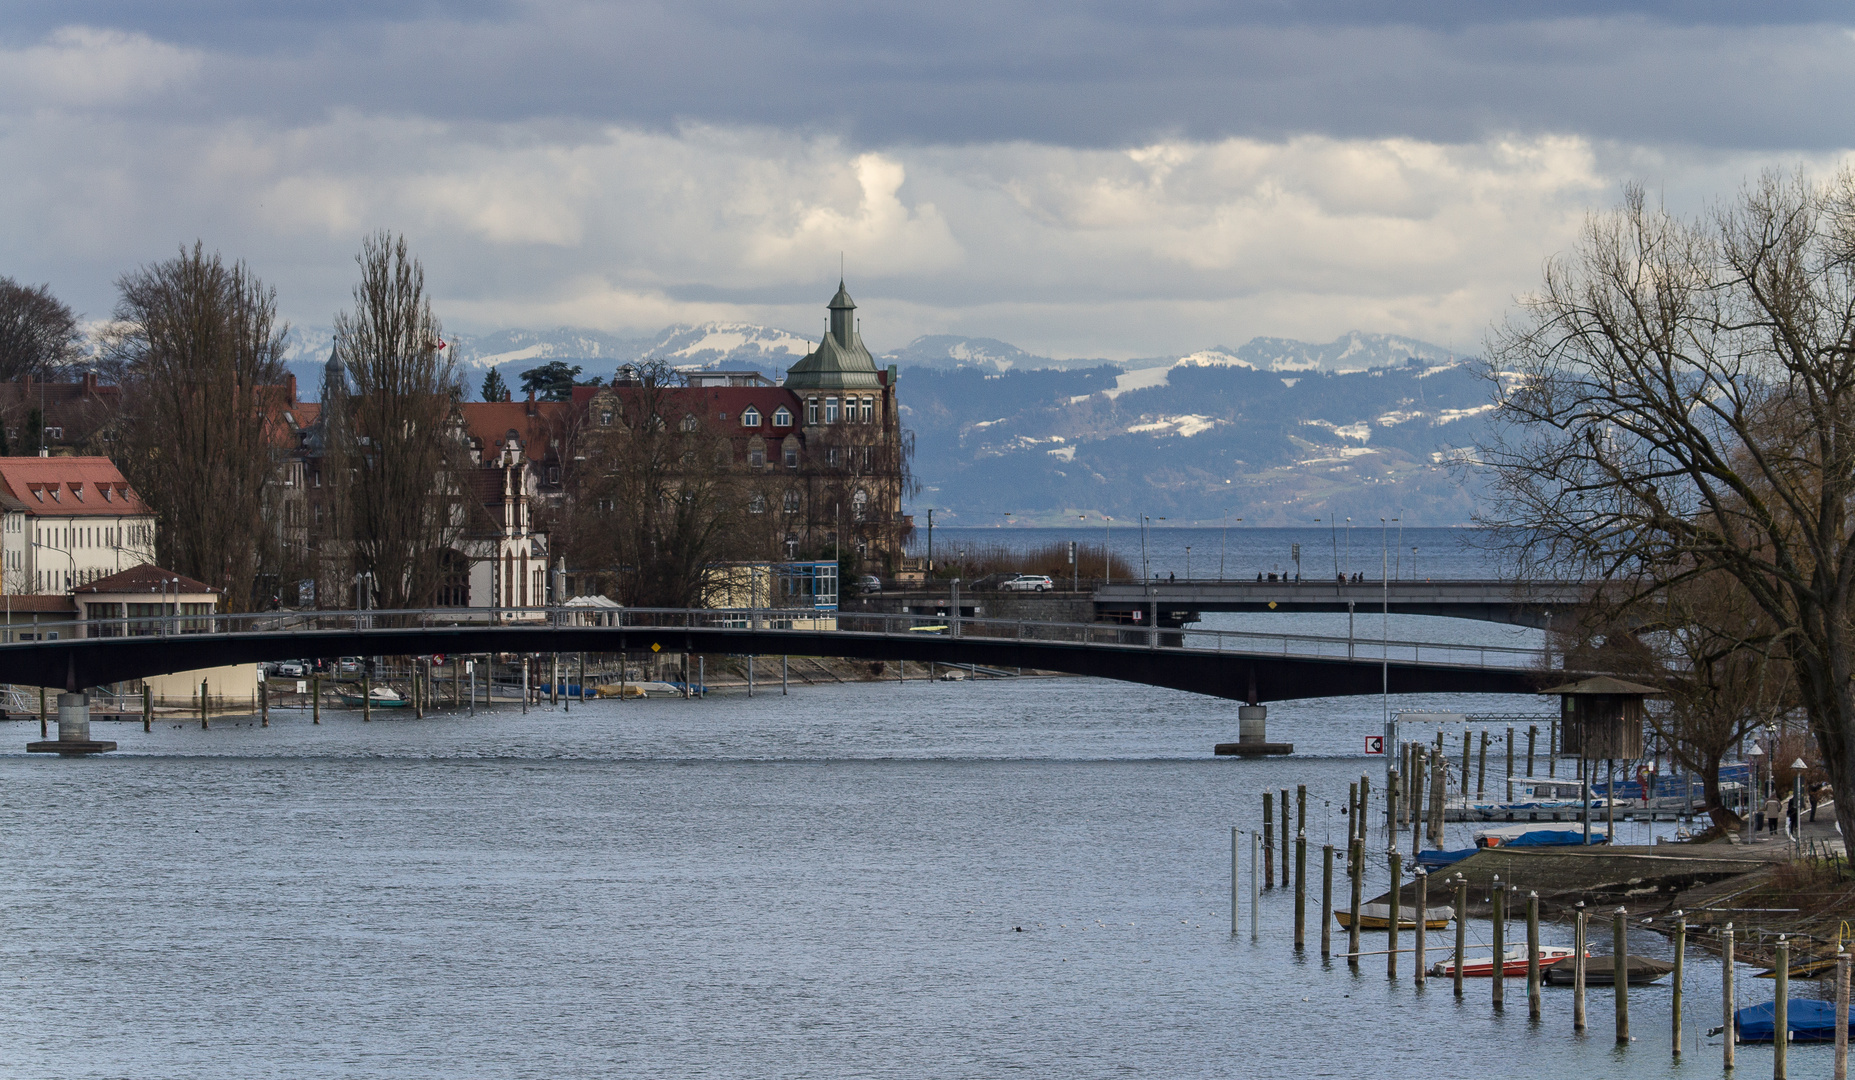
803,396,877,425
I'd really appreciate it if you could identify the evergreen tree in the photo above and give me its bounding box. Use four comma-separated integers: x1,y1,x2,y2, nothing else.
480,366,510,402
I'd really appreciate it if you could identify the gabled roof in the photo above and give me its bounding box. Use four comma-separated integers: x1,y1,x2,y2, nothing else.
0,457,150,517
73,564,217,595
1541,675,1664,696
456,399,575,464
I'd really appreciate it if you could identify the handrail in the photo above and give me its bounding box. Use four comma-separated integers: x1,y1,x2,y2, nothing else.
0,604,1560,672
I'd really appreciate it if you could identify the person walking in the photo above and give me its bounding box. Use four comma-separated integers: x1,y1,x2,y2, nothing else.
1786,794,1799,838
1764,795,1782,837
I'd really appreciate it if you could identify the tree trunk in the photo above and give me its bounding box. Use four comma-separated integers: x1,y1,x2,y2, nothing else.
1700,748,1738,832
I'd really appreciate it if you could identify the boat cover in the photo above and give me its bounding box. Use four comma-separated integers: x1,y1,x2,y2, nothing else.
1736,999,1854,1043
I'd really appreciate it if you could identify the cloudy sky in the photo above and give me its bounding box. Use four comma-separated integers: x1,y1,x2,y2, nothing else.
3,2,1853,359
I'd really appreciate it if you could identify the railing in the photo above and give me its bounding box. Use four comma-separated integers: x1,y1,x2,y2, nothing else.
0,605,1559,673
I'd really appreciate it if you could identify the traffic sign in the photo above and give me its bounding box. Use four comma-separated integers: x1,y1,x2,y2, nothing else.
1364,735,1384,755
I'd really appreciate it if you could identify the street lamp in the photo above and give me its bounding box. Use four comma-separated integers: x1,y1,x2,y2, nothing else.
1791,757,1808,844
1746,742,1765,843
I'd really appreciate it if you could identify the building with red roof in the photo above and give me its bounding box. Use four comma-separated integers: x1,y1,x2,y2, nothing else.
0,456,157,594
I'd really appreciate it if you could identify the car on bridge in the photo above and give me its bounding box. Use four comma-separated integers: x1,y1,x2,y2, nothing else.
999,574,1054,592
854,574,883,593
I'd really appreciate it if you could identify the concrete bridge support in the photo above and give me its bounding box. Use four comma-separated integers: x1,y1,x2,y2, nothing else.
1215,703,1293,756
26,692,116,755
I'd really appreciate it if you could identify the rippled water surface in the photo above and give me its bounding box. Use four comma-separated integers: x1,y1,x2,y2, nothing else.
0,676,1804,1078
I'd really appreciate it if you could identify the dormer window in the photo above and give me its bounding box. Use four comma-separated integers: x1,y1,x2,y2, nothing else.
773,406,792,427
102,487,113,502
49,487,59,502
71,484,83,502
741,406,761,427
600,409,613,427
30,487,42,503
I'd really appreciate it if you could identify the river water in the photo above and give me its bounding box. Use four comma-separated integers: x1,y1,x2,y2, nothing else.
0,673,1805,1078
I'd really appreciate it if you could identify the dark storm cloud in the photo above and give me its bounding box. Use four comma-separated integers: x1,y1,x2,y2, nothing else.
5,2,1853,149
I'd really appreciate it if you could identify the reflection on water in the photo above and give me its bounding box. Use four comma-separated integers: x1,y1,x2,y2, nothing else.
0,674,1795,1079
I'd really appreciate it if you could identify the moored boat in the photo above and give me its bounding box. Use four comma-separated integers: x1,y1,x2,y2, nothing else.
338,686,409,708
1542,953,1673,986
1432,945,1577,979
1333,903,1453,931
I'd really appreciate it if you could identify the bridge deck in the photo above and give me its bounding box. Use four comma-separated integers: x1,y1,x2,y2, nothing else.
1092,579,1589,628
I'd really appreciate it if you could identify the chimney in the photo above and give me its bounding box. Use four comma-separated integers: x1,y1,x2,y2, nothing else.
525,389,536,417
82,372,98,394
286,373,297,405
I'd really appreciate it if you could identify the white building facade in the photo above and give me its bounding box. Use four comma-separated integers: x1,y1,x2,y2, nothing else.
0,457,157,595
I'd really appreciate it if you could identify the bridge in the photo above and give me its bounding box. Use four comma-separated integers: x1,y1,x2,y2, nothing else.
1091,578,1590,629
0,607,1575,706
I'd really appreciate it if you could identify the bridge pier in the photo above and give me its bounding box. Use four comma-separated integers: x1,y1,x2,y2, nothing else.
1214,704,1293,756
27,692,116,756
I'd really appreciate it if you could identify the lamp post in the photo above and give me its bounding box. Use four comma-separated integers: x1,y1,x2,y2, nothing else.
1792,758,1807,847
1345,517,1352,578
1746,743,1765,844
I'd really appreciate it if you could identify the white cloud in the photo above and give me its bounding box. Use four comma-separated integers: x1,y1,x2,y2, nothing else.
0,26,202,108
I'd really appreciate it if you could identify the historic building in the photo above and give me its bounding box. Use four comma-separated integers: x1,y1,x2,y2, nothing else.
0,456,157,594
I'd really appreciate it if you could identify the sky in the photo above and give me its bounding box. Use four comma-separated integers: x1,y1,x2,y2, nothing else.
2,3,1853,360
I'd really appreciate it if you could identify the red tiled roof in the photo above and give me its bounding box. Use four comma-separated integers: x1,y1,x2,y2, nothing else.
586,385,803,432
0,595,76,613
73,564,217,595
0,457,150,517
457,400,575,464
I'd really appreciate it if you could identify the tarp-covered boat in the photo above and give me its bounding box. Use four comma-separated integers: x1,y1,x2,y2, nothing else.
1543,954,1674,986
1734,999,1855,1043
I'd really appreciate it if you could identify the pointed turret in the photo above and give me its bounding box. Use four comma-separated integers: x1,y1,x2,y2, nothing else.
784,281,882,391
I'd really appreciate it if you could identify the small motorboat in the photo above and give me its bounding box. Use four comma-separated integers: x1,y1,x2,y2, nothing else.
1732,999,1855,1042
1755,954,1844,980
1433,945,1578,979
1333,903,1453,932
1543,954,1674,986
339,686,409,708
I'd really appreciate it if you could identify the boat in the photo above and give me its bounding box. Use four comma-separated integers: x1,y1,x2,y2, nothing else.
1733,999,1855,1042
1433,945,1578,979
1333,903,1453,931
338,686,408,708
1755,955,1845,980
1542,954,1674,986
1415,823,1608,869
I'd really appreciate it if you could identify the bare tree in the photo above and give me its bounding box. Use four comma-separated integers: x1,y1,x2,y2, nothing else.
1480,171,1855,843
0,277,83,380
325,232,466,611
108,244,287,611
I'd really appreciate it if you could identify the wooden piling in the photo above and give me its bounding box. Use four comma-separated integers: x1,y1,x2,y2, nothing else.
1387,769,1400,838
1347,837,1363,968
1296,783,1306,838
362,670,371,723
200,678,209,729
1279,787,1290,884
1453,875,1467,997
1491,877,1505,1009
1526,724,1537,778
1526,891,1541,1020
1250,831,1260,940
1414,869,1427,986
1263,793,1275,889
1357,775,1370,842
1835,949,1848,1080
38,686,46,738
1614,907,1629,1045
1321,843,1334,959
1723,924,1735,1070
1549,718,1558,777
1294,831,1306,952
1386,849,1401,981
1410,754,1424,854
1477,728,1489,798
260,680,269,726
1348,782,1358,847
1574,903,1587,1032
1431,749,1446,846
1775,937,1789,1078
1461,731,1472,796
311,674,320,724
1231,826,1241,935
1672,913,1685,1057
1505,726,1515,802
551,654,559,707
141,684,151,732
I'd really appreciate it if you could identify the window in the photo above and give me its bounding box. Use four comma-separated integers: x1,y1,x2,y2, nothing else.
783,441,798,468
773,406,793,427
600,409,614,426
748,439,766,468
742,406,761,427
806,398,818,425
783,489,801,512
748,493,766,514
861,397,873,423
828,447,840,467
681,414,700,432
45,427,62,440
861,447,872,469
825,397,839,424
852,489,868,522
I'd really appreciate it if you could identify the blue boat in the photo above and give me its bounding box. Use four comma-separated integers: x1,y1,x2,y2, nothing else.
1414,824,1608,869
1736,999,1855,1043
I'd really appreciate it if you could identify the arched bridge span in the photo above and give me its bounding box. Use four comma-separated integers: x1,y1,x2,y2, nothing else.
0,608,1572,705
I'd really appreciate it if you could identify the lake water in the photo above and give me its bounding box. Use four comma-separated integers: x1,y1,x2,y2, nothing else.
1,674,1804,1078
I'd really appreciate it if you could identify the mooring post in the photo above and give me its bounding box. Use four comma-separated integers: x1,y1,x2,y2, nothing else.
260,679,269,727
1249,831,1259,940
1230,826,1240,935
1414,869,1428,986
1614,907,1629,1045
141,683,151,733
1279,787,1290,884
1505,726,1515,802
1461,731,1472,797
1350,842,1365,972
521,655,529,713
311,674,320,724
1386,849,1401,981
1549,718,1559,777
1723,924,1735,1070
363,669,372,723
1348,781,1358,848
200,678,209,730
1526,724,1537,778
1477,728,1488,798
1321,843,1334,959
1834,948,1848,1080
1574,902,1587,1031
1527,891,1541,1020
551,653,559,707
1357,774,1370,843
1262,793,1275,889
1294,830,1307,952
1409,755,1424,855
1775,937,1789,1078
38,686,46,738
782,654,788,695
1453,875,1467,997
748,655,755,697
1491,876,1505,1010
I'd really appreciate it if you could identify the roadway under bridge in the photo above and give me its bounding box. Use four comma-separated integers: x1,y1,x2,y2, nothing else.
1091,579,1591,629
0,614,1571,705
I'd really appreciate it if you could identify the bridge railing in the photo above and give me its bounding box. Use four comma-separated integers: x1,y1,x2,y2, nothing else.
0,605,1557,672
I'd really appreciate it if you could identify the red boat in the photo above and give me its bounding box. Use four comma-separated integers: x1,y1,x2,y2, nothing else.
1431,945,1579,979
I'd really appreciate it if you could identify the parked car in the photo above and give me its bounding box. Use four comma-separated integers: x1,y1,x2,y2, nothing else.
999,574,1055,592
334,656,365,679
854,574,883,593
270,661,305,679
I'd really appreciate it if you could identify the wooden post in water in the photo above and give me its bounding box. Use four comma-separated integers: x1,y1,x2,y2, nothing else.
260,679,269,726
1410,754,1424,854
1262,794,1275,889
1432,750,1447,847
1347,837,1362,968
1835,948,1848,1080
1414,869,1428,986
1477,728,1489,798
1387,769,1400,839
1453,875,1467,997
1527,891,1541,1020
1574,902,1587,1032
1549,718,1559,777
1296,783,1306,838
551,653,559,707
200,678,209,729
1294,831,1306,952
1775,937,1789,1079
1491,876,1506,1010
1250,831,1260,940
362,670,371,723
1672,913,1685,1057
1321,844,1334,959
1723,924,1736,1071
1357,775,1370,843
1461,730,1472,797
781,654,788,695
311,674,320,724
39,686,46,738
1505,726,1516,802
1526,725,1537,778
1348,782,1358,849
141,684,151,732
1279,787,1290,884
1230,827,1240,935
1614,907,1629,1045
1386,849,1401,981
414,662,423,719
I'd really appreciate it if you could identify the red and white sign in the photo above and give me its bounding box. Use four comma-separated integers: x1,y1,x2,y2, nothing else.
1364,735,1385,755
